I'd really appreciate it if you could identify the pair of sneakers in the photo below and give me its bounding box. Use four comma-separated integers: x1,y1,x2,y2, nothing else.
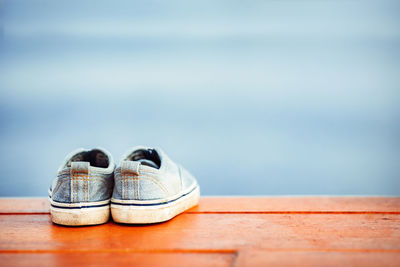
48,146,200,226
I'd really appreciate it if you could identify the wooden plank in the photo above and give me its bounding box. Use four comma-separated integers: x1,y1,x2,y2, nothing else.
0,252,235,267
189,197,400,213
235,250,400,267
1,214,399,251
0,198,49,214
1,198,400,266
1,197,400,214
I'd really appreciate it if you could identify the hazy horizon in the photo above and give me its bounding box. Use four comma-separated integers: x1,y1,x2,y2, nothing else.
1,0,399,196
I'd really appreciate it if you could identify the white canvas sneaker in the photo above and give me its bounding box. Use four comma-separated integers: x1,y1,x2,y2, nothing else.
111,146,200,224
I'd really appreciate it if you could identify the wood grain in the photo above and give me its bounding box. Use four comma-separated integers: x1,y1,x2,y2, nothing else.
0,197,399,266
1,197,400,213
0,198,49,214
1,214,399,251
0,252,235,267
235,250,400,267
190,197,400,213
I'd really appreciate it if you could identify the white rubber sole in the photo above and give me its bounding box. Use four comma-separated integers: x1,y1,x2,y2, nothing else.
49,199,110,226
111,186,200,224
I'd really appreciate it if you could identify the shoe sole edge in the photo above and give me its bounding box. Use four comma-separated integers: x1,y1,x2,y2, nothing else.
111,186,200,224
49,200,110,226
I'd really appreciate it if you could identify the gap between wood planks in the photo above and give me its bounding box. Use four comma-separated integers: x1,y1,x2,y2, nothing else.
1,248,400,254
1,211,400,215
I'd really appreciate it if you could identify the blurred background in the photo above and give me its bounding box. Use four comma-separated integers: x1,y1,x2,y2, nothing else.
0,0,399,196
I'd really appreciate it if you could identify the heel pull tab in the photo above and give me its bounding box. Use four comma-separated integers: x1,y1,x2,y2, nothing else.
71,161,90,203
121,160,140,200
121,160,141,175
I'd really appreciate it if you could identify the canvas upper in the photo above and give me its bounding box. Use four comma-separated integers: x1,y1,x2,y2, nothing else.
49,148,115,203
112,146,198,201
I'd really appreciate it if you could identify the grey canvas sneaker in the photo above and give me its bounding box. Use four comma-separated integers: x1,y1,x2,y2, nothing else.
48,148,115,226
111,146,200,224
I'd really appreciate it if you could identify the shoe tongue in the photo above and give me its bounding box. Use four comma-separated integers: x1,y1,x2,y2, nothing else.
137,158,159,169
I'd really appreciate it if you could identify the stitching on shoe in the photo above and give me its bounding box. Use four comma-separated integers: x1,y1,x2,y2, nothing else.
133,178,136,199
124,176,167,194
72,175,75,202
135,174,138,200
86,176,88,202
133,175,136,200
122,174,124,199
123,175,169,196
53,176,107,202
137,178,139,199
124,174,127,200
56,177,108,187
135,178,138,200
52,180,64,197
83,176,88,200
83,176,85,202
137,174,170,194
72,176,76,203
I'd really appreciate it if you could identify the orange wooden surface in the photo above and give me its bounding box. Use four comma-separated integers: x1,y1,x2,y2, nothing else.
0,253,235,267
235,250,400,267
2,197,400,214
0,197,399,266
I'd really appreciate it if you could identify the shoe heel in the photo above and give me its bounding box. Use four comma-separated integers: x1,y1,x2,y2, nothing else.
50,199,110,226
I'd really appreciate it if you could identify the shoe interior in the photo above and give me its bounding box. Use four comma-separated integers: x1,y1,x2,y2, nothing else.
67,149,109,168
128,149,161,169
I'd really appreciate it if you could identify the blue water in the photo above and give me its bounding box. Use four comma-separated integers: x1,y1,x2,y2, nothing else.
0,0,399,196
